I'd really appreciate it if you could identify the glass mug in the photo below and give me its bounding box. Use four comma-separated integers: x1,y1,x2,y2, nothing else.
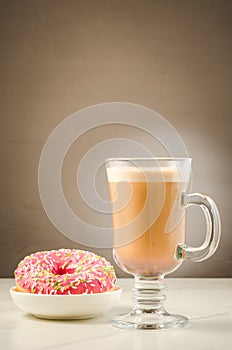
106,158,221,330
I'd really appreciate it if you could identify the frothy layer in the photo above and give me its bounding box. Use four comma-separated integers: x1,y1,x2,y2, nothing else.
107,166,190,182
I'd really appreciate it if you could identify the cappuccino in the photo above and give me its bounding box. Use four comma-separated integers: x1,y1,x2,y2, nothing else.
107,166,188,275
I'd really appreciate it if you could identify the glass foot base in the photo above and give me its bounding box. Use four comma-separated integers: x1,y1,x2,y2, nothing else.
111,310,188,330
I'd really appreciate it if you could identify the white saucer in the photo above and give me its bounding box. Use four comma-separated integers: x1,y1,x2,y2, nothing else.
10,287,121,320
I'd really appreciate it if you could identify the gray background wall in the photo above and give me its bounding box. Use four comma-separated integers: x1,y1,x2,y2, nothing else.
0,0,231,277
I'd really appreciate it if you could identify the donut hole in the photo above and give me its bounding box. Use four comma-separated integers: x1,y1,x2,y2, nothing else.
56,266,76,275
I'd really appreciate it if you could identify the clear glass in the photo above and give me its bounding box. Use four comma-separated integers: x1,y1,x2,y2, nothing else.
106,158,221,330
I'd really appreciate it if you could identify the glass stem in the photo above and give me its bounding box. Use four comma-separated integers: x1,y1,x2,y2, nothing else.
132,275,167,313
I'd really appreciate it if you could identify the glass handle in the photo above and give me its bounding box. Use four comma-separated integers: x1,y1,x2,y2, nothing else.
177,193,221,262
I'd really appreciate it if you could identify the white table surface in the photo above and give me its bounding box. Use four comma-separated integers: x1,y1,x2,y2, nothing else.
1,278,231,350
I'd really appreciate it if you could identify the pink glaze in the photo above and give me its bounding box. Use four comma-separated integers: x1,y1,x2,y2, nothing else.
14,249,117,295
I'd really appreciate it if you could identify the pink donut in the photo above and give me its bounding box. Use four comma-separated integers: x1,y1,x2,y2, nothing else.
14,249,117,295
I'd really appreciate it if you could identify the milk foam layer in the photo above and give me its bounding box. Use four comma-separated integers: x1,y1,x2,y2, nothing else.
107,166,190,183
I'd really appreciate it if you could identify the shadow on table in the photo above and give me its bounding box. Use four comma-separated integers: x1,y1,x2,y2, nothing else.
189,313,231,334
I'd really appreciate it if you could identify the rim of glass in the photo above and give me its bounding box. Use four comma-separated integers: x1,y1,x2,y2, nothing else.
106,157,192,162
